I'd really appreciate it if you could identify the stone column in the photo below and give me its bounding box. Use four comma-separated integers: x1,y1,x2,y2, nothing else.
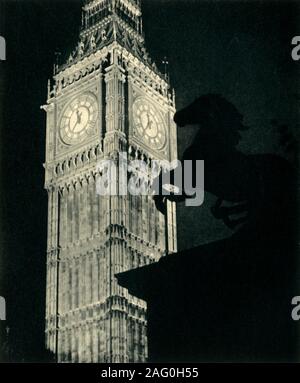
81,178,88,240
104,51,126,136
92,250,99,303
67,184,73,244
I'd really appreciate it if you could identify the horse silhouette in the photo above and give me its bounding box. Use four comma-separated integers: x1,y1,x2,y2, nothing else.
151,94,298,361
155,94,296,245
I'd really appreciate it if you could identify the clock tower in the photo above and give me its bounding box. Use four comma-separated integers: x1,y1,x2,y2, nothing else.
43,0,177,363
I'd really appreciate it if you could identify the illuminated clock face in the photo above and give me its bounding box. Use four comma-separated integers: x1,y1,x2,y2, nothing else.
60,93,98,145
133,98,166,149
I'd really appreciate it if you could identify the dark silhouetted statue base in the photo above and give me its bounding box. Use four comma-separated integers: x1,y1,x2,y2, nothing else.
117,234,298,362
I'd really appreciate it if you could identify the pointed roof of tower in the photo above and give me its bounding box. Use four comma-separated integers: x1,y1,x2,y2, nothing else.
56,0,162,79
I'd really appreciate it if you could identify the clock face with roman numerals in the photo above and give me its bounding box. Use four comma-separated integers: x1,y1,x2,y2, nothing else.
133,98,166,149
59,93,98,146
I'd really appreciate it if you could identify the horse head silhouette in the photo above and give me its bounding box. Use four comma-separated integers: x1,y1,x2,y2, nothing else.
174,94,248,153
155,94,294,240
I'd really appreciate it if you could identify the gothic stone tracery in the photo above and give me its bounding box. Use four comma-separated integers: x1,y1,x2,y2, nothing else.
43,0,177,363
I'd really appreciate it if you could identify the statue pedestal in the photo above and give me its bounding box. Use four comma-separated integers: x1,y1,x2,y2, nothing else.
117,237,298,362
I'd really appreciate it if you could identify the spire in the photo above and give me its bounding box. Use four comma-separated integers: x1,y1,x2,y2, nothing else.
81,0,142,35
56,0,165,81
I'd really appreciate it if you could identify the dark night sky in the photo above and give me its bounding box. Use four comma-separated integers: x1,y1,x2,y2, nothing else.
0,0,299,361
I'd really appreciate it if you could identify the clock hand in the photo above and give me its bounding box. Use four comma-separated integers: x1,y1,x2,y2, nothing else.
147,113,155,134
149,119,153,131
70,114,81,133
76,110,82,124
145,113,151,130
70,121,78,133
69,110,83,133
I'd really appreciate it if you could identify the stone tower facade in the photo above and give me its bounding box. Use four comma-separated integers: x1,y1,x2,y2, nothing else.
43,0,177,363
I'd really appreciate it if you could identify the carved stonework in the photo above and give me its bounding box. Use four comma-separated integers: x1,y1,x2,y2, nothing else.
43,0,177,364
